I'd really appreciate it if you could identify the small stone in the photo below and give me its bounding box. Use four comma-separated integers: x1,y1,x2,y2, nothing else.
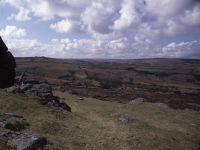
6,86,19,93
79,98,84,101
118,114,135,124
20,83,32,92
129,98,144,104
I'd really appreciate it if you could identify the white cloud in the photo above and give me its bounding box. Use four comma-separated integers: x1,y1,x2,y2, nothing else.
39,39,200,59
1,24,200,59
3,0,200,37
50,19,83,33
0,25,40,56
181,6,200,27
0,25,26,39
1,0,200,58
113,0,142,30
29,0,54,21
2,0,91,20
8,7,31,21
81,1,117,34
144,0,200,37
162,41,200,58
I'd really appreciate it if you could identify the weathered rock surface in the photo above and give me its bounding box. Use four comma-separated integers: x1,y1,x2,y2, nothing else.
24,83,53,99
6,85,20,93
118,114,135,124
129,98,144,104
50,96,71,112
7,79,71,112
0,131,55,150
0,113,29,131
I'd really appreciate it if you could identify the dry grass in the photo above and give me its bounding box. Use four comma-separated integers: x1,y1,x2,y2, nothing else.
0,90,200,150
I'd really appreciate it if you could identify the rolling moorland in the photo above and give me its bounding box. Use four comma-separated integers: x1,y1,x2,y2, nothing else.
16,57,200,110
0,57,200,149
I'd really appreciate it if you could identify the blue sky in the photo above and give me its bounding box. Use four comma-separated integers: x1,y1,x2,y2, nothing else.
0,0,200,58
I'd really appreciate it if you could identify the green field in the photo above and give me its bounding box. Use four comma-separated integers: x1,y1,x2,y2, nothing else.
0,90,200,150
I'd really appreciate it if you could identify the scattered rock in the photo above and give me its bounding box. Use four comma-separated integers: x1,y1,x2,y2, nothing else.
118,114,135,124
51,96,71,112
0,131,55,150
0,113,29,131
24,83,53,99
20,83,32,92
7,79,71,112
0,113,56,150
79,98,84,101
129,98,144,104
23,79,47,84
7,81,53,100
8,133,47,150
4,119,29,132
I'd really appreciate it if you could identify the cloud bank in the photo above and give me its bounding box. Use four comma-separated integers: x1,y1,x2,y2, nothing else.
0,0,200,58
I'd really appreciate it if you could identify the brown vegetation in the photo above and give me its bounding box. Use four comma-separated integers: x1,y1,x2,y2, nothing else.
15,57,200,110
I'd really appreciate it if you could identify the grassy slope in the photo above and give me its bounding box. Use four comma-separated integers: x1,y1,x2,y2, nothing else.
0,90,200,150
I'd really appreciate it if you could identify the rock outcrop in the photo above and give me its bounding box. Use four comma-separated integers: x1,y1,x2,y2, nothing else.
0,36,16,88
7,78,71,112
22,79,53,99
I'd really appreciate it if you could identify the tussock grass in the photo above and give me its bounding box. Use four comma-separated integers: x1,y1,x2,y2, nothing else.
0,90,200,150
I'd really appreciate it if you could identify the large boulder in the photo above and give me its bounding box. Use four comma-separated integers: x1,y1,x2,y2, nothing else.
0,37,16,88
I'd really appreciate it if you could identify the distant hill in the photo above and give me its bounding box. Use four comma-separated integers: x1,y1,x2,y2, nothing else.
15,57,200,110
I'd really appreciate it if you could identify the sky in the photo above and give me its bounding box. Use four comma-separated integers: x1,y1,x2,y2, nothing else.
0,0,200,59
